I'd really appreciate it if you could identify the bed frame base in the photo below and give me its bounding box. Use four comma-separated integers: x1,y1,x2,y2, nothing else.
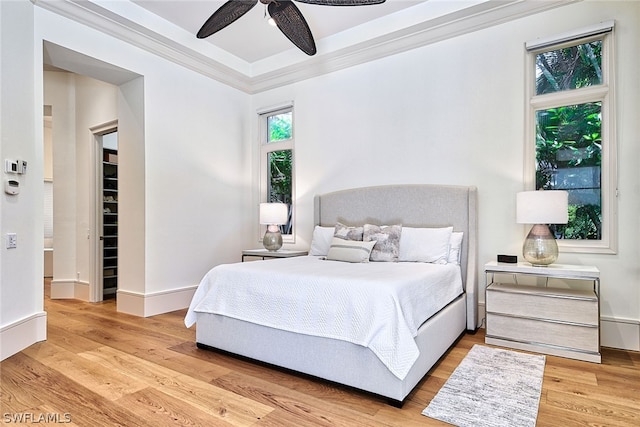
195,340,421,407
194,294,467,405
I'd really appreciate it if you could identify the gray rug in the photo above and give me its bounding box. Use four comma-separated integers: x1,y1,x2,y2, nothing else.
422,344,545,427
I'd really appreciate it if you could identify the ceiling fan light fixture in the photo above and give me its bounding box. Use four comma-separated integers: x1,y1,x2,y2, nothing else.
263,3,278,26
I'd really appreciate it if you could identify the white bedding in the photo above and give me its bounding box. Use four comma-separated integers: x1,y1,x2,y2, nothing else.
185,256,463,380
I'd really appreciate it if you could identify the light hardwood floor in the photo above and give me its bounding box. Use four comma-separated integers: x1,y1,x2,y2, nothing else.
1,281,638,426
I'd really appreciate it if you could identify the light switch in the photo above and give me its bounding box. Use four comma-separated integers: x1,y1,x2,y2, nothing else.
7,233,17,249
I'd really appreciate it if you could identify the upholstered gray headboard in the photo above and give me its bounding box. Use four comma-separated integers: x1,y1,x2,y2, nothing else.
313,184,478,330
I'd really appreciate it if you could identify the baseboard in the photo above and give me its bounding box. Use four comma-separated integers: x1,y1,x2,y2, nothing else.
0,311,47,361
50,279,90,301
50,279,75,299
601,316,640,351
75,281,90,301
117,285,198,317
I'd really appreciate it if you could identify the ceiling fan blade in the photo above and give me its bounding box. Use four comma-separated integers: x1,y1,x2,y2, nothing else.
294,0,386,5
268,1,317,56
197,0,258,39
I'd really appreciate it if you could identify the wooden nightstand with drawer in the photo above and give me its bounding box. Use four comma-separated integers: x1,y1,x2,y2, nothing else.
484,261,601,363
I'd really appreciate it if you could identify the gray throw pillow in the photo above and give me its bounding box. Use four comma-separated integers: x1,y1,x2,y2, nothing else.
334,222,364,241
363,224,402,262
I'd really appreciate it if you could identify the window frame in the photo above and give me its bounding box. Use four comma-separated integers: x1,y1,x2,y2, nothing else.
258,103,295,243
524,26,618,254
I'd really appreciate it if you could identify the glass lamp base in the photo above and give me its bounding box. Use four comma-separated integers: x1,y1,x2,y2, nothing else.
263,227,283,251
522,224,559,266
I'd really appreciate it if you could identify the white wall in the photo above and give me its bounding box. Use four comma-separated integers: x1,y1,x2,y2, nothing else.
141,62,252,295
117,76,146,303
0,0,47,360
44,71,79,298
1,2,252,360
252,0,640,350
34,8,252,315
74,75,119,300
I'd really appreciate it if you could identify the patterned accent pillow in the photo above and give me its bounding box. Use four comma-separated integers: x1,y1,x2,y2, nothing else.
334,222,364,241
363,224,402,262
326,237,376,263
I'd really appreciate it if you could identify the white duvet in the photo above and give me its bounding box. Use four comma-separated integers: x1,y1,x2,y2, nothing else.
185,256,463,380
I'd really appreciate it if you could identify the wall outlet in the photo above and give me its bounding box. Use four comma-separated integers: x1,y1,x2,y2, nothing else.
7,233,17,249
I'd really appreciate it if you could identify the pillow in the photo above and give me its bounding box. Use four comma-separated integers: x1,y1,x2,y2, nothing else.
398,226,453,263
309,226,335,256
334,222,364,241
363,224,402,262
447,232,464,264
326,237,376,263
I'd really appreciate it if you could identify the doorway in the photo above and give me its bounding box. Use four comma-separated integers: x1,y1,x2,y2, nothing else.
97,129,119,301
43,41,145,314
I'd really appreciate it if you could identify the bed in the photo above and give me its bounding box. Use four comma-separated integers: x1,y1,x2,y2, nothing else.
185,184,478,406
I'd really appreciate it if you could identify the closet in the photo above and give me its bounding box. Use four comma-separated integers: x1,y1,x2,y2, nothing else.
102,147,118,298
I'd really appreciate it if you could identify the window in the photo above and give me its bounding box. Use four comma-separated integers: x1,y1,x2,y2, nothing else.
525,22,617,253
260,105,294,238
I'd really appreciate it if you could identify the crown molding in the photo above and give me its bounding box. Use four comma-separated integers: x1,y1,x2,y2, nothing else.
34,0,253,92
34,0,578,94
249,0,578,93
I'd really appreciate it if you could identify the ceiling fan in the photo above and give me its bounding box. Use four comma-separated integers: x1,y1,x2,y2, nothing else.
197,0,387,56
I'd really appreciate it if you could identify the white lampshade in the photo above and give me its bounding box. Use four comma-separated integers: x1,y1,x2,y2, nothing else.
516,190,568,225
259,203,288,225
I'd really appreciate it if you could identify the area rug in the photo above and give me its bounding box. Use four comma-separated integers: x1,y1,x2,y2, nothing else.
422,344,545,427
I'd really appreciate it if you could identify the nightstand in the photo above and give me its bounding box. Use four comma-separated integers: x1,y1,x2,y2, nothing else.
484,261,601,363
242,248,308,262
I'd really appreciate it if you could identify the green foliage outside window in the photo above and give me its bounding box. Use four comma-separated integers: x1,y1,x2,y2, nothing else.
268,150,292,204
268,112,292,142
536,104,602,239
534,40,604,240
535,40,602,95
266,111,293,234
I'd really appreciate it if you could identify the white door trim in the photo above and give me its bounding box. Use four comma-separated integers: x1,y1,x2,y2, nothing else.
89,120,118,302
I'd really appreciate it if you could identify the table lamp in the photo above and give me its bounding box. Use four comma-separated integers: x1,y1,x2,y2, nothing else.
259,203,288,251
516,190,568,266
